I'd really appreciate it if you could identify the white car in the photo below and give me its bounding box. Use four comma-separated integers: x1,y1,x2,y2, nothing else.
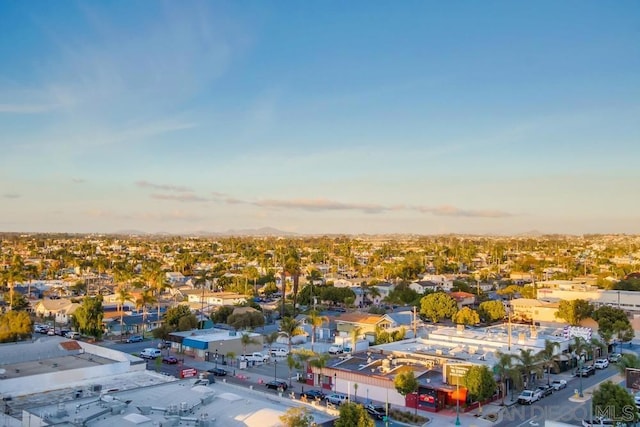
594,358,609,369
270,348,289,357
551,379,567,390
517,389,541,405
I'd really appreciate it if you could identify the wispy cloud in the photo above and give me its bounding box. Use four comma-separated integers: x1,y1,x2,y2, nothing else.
72,178,86,184
2,193,21,199
136,180,192,192
209,192,513,218
150,193,209,203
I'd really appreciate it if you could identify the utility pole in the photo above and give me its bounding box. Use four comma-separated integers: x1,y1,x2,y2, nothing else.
412,306,417,338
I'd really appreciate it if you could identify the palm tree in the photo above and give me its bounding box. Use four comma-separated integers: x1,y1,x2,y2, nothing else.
279,316,304,384
284,252,302,316
307,310,328,352
264,331,279,361
135,288,156,329
145,265,170,323
536,339,560,385
588,337,605,366
245,266,260,296
494,351,515,405
350,326,362,355
115,284,134,340
194,269,213,328
309,353,330,389
241,332,258,357
513,348,542,390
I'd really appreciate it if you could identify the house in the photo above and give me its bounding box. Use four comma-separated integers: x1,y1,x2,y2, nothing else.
449,291,475,308
409,280,441,295
373,282,395,301
421,274,454,291
184,290,247,306
33,298,80,325
165,271,186,284
333,312,398,342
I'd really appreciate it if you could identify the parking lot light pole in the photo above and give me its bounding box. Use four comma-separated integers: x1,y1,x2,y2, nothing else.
274,359,277,381
215,349,218,369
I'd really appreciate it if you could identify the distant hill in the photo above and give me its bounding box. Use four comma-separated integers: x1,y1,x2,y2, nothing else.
221,227,297,236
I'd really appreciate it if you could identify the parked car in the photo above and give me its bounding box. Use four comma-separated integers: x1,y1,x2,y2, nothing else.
594,358,609,369
576,365,596,377
162,356,178,364
582,417,617,426
328,345,344,355
265,380,288,391
365,403,387,420
65,331,80,339
207,367,228,376
127,335,144,343
517,389,542,405
270,348,289,357
551,379,567,390
325,393,349,406
300,390,325,400
139,348,162,359
608,353,622,363
535,385,553,398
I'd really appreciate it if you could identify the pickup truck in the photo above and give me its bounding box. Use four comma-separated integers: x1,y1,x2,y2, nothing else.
517,389,541,405
270,348,289,357
240,352,269,363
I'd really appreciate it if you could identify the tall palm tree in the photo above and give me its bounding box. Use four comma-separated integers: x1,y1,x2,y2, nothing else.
145,265,170,323
307,310,328,352
279,316,304,383
350,326,362,355
284,252,302,316
135,288,156,328
194,269,213,328
115,284,134,340
264,331,280,361
513,348,542,390
309,353,331,388
536,339,560,385
494,351,515,405
241,332,258,357
588,337,605,366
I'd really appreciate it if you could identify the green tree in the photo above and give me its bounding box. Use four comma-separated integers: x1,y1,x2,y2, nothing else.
554,299,593,326
0,311,32,342
264,331,279,359
307,310,328,352
240,332,259,357
164,305,197,331
227,311,265,331
279,316,304,384
334,402,374,427
463,365,497,415
211,305,234,324
493,351,515,405
614,353,640,376
394,370,419,415
73,295,104,340
593,305,634,344
536,340,560,385
115,284,134,341
350,326,362,355
513,348,542,390
478,300,506,323
420,292,458,323
279,406,313,427
591,381,637,424
453,307,480,325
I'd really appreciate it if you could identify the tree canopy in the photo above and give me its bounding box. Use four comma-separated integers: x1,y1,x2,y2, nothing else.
478,300,506,323
591,381,637,424
554,299,593,326
279,407,313,427
164,305,197,331
463,365,497,404
0,310,32,342
420,292,458,323
593,305,634,343
453,307,480,325
73,295,104,339
334,402,374,427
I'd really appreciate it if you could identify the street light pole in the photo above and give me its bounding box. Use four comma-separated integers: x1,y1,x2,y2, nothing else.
215,349,218,369
274,360,277,381
578,355,584,398
455,375,461,426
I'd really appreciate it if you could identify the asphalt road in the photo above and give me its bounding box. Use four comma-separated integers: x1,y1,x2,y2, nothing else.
496,365,620,427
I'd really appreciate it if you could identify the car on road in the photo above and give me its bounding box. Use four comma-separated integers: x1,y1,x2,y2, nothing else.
517,389,542,405
265,380,288,391
207,367,228,376
270,348,289,357
162,356,178,364
300,390,325,400
365,403,387,420
551,379,567,390
126,335,143,343
608,353,622,363
594,358,609,369
535,385,553,398
240,352,270,363
575,365,596,377
325,393,349,406
65,331,80,339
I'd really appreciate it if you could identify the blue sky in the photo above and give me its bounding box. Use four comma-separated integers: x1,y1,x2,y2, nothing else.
1,1,638,235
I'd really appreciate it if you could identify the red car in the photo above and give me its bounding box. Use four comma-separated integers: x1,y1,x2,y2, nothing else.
162,356,178,364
